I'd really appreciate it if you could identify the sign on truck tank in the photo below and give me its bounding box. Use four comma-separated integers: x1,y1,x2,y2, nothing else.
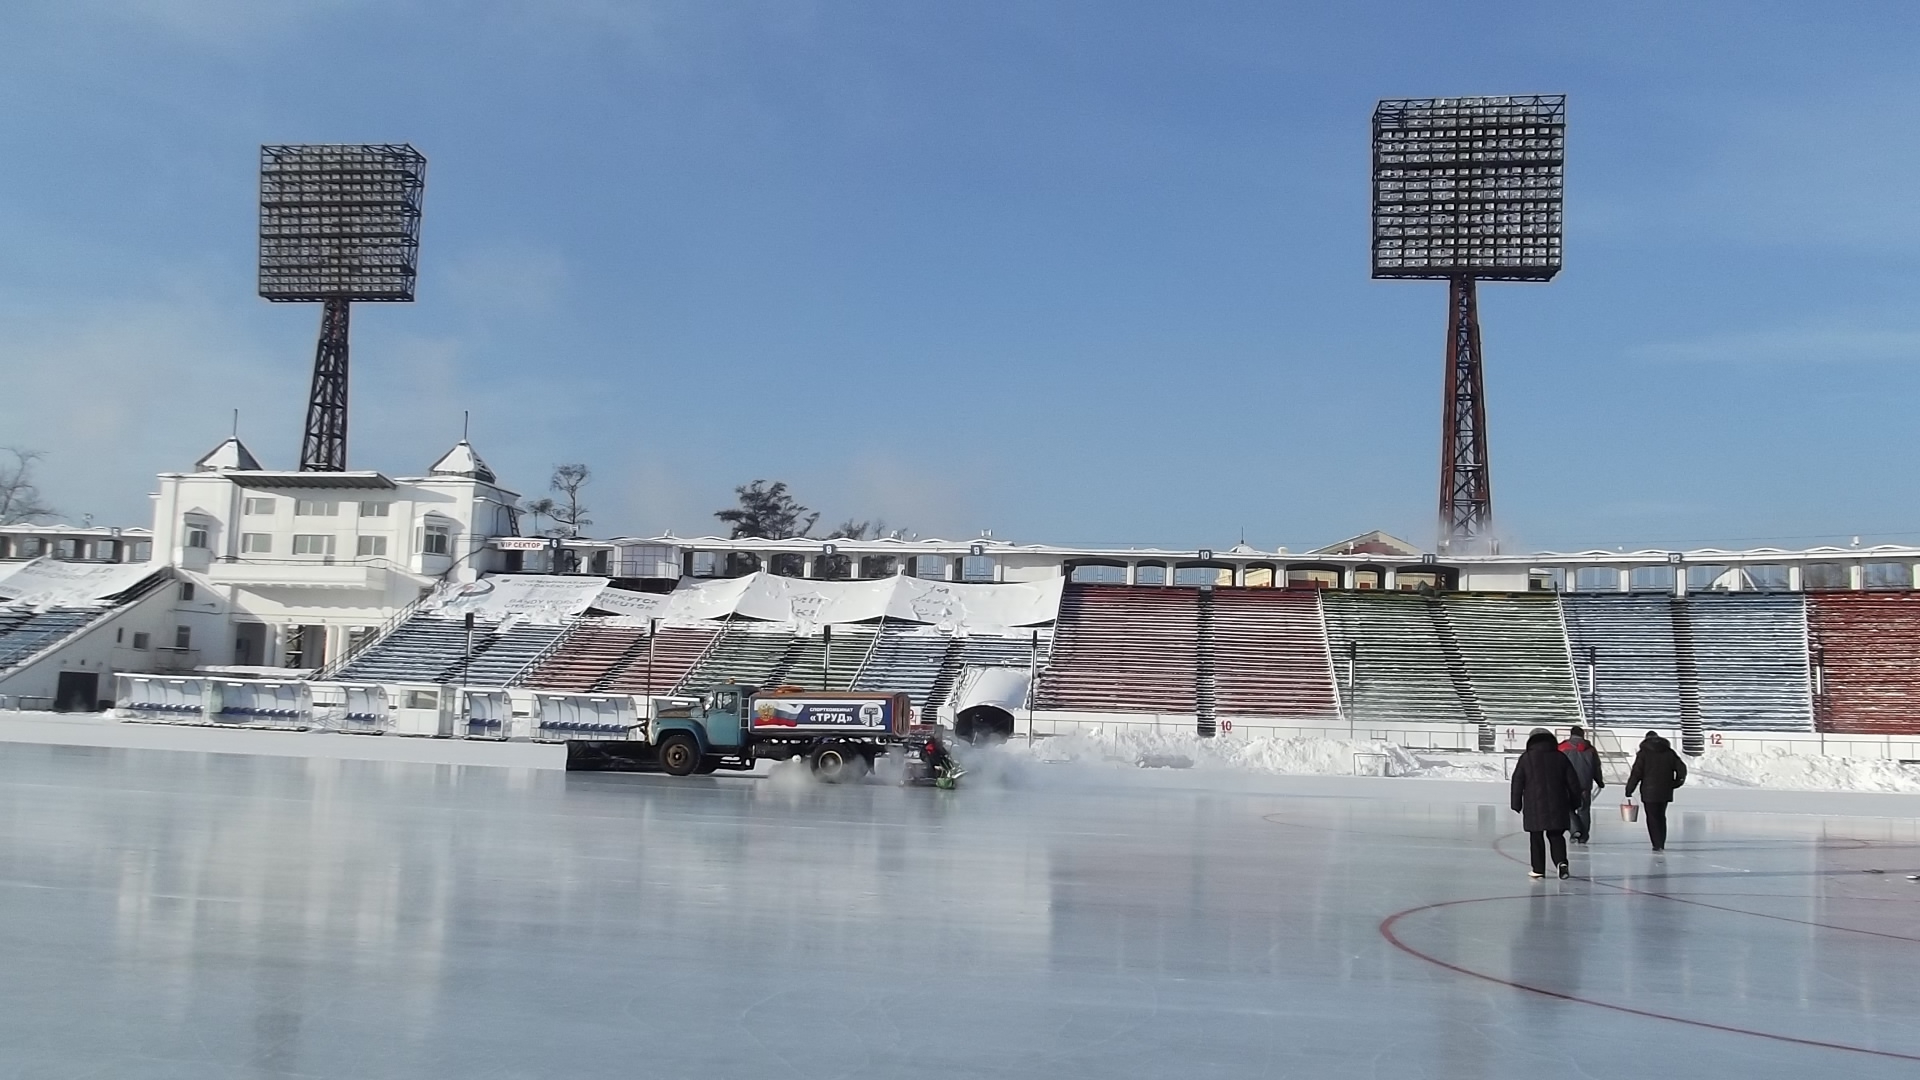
751,697,892,732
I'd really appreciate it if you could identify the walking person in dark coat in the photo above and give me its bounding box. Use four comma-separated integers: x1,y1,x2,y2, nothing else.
1510,728,1583,879
1624,731,1688,851
1558,725,1605,844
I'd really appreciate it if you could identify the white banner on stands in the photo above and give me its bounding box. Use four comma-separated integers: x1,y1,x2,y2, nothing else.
427,575,609,623
637,572,1062,634
0,558,159,607
590,587,671,620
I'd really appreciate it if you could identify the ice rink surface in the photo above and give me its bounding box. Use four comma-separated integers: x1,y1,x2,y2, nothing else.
2,739,1919,1078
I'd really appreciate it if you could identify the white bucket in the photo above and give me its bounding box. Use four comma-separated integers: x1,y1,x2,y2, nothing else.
1620,802,1640,823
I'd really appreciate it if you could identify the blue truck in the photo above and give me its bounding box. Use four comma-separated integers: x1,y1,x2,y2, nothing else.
564,684,915,781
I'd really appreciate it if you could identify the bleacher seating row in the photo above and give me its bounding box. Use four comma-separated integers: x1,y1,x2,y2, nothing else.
0,608,106,672
333,616,567,685
1034,584,1911,733
315,585,1920,733
1807,593,1920,734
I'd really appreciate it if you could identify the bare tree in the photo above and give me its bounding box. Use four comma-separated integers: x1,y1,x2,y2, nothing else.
0,448,56,525
549,464,592,537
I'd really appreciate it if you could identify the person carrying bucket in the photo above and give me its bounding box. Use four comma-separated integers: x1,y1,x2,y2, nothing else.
1624,731,1688,852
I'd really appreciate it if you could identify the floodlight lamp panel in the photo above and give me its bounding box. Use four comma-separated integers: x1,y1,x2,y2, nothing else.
259,143,427,302
1370,95,1565,282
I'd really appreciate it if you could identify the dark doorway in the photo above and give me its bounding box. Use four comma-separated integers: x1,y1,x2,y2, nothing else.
234,623,268,666
955,705,1016,744
285,626,326,670
55,671,99,712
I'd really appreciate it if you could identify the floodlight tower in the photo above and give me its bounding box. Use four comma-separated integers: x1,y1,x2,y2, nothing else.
1371,96,1564,554
259,144,428,471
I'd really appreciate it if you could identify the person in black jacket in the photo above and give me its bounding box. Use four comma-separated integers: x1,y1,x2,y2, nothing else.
1510,728,1583,879
1624,731,1688,851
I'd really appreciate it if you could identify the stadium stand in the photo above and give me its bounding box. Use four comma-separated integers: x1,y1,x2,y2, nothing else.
772,627,877,690
451,622,572,688
601,625,720,694
0,608,102,671
1035,585,1200,713
332,615,569,686
1560,594,1682,730
1208,588,1339,719
519,620,644,692
1685,593,1813,731
522,621,721,695
675,622,796,695
1319,592,1473,724
850,621,953,712
1442,593,1583,729
1806,592,1920,734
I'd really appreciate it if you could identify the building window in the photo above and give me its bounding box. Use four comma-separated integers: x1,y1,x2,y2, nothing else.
186,526,210,549
359,501,390,517
132,541,152,561
244,497,276,515
56,539,78,559
357,535,388,557
116,628,124,643
407,689,439,709
295,500,339,517
173,626,191,650
179,583,196,602
240,533,273,553
132,632,151,650
292,534,337,555
423,525,451,556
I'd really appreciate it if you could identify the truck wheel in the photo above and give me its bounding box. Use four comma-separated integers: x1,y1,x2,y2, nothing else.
810,744,857,783
658,733,701,776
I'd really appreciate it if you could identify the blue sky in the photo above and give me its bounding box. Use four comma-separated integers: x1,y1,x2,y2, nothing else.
4,1,1920,553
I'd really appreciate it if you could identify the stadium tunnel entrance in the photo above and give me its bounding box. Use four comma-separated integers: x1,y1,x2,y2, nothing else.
955,704,1016,744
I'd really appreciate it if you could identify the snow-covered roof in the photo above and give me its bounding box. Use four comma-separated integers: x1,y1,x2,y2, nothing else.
193,437,263,472
427,440,496,483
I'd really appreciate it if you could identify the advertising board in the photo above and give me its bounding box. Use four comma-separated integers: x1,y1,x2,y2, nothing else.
749,695,900,736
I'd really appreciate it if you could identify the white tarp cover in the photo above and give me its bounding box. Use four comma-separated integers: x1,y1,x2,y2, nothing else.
0,558,158,608
587,586,674,621
595,572,1062,634
427,575,610,624
954,666,1032,713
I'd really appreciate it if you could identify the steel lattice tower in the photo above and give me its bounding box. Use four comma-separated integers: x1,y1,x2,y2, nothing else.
260,144,427,472
300,298,352,472
1440,278,1491,546
1371,96,1565,555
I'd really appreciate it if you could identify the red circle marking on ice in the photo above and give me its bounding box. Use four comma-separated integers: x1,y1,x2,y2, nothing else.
1379,894,1920,1063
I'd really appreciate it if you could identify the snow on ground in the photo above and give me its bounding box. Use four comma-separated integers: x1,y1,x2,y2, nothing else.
993,727,1920,794
1691,746,1920,793
1002,728,1503,781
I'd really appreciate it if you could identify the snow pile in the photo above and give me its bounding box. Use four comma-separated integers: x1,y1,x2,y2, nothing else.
1689,747,1920,793
996,728,1505,781
986,728,1920,792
